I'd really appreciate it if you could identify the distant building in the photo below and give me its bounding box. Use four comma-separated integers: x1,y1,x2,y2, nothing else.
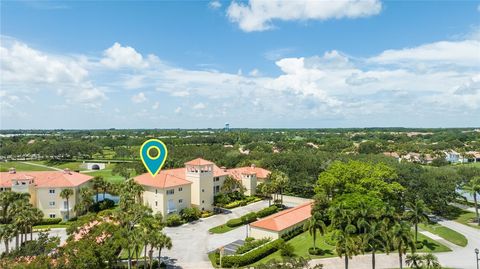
465,151,480,163
444,150,467,163
134,158,270,216
224,123,230,132
0,169,93,220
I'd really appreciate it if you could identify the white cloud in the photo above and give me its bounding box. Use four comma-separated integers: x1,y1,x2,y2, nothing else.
100,42,149,69
131,92,147,103
171,91,190,97
209,0,221,9
152,101,160,110
174,107,182,113
370,40,480,67
249,68,260,77
193,103,206,109
227,0,382,32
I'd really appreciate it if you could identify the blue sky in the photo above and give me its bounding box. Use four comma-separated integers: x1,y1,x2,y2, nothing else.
1,0,480,129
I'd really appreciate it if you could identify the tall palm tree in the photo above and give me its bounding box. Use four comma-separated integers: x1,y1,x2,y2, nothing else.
60,188,74,220
463,177,480,225
303,214,327,251
405,253,423,269
0,224,14,254
157,233,172,268
360,221,387,269
74,187,94,216
356,202,371,234
91,176,104,202
270,171,289,205
404,199,429,242
389,221,415,269
334,224,358,269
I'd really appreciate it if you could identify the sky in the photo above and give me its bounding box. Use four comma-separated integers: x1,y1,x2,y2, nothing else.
1,0,480,129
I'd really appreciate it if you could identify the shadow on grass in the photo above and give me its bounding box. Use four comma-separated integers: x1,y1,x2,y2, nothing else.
437,205,464,220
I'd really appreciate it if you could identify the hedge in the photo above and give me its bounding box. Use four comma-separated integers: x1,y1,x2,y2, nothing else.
224,200,242,209
281,225,304,241
166,213,184,227
35,218,62,226
226,218,243,228
221,239,284,267
256,205,279,218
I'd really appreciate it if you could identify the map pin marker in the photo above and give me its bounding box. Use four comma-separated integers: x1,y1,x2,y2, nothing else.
140,139,168,177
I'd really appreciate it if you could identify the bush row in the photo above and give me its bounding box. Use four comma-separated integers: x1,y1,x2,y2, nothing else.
220,239,284,268
35,218,62,226
236,238,271,254
225,205,280,228
222,196,262,209
281,225,304,241
166,207,215,226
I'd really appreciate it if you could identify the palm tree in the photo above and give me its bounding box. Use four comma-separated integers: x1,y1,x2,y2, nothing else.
463,177,480,225
360,221,387,269
270,171,289,205
74,187,94,216
157,233,172,268
60,188,74,220
389,221,415,269
303,214,327,251
422,253,441,268
356,202,371,234
334,224,358,269
0,224,14,254
404,199,429,242
91,176,105,202
405,253,423,269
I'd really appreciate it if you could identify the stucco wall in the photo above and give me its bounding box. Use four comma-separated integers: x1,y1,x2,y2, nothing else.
249,226,280,240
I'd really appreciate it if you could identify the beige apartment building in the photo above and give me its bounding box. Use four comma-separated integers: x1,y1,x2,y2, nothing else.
134,158,270,216
0,168,93,220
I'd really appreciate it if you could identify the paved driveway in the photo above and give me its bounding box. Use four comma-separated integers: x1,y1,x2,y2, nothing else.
0,228,68,254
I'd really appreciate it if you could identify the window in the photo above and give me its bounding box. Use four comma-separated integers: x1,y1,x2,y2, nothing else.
155,201,158,206
49,214,56,218
215,186,220,193
202,189,205,193
63,201,68,209
202,200,205,204
179,199,183,203
49,201,55,207
166,189,174,195
178,187,183,192
214,177,219,182
155,189,158,194
49,189,55,194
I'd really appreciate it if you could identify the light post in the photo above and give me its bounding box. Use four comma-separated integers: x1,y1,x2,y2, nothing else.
475,248,479,269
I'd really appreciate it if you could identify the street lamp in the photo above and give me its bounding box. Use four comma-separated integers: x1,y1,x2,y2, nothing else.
475,248,479,269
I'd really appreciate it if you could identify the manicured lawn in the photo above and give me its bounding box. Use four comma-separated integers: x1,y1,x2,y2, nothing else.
251,231,449,267
453,210,480,229
36,160,84,171
209,224,234,234
252,231,336,266
419,223,468,247
81,169,126,184
119,245,146,259
0,161,55,172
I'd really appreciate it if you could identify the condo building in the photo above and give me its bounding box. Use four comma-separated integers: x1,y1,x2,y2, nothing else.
134,158,270,216
0,168,93,220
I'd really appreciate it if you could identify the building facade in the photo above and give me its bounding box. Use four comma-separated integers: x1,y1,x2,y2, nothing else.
134,158,271,216
0,168,93,220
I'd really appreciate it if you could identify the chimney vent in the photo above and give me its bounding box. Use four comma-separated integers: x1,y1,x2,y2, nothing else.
8,167,16,174
63,168,71,174
251,164,256,168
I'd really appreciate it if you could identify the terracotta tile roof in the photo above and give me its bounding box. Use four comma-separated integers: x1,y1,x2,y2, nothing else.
213,165,229,177
250,202,313,232
227,166,271,180
134,168,192,188
184,158,214,166
0,171,93,188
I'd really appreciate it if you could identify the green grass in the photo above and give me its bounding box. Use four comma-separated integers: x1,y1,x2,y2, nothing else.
251,231,449,267
81,169,126,184
119,246,146,259
454,210,480,229
209,224,235,234
252,231,335,266
419,223,468,247
0,161,56,172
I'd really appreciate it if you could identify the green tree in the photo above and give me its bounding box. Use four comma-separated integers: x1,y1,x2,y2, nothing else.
360,221,387,269
60,188,74,220
404,199,430,242
422,253,441,268
269,171,289,204
91,176,105,202
405,253,423,269
389,221,415,269
463,176,480,225
74,187,94,216
221,175,245,194
303,214,326,251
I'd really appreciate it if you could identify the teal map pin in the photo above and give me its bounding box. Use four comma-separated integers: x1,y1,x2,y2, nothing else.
140,139,168,177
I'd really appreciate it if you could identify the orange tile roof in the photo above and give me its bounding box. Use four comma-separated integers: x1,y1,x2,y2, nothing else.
250,202,313,232
0,171,93,188
227,166,271,180
134,168,192,188
184,158,214,166
213,165,229,177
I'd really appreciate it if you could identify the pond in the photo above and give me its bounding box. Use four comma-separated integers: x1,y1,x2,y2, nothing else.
93,193,120,204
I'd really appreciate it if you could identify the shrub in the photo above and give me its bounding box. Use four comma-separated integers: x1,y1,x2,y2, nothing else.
166,213,184,227
214,193,231,206
201,211,214,218
281,226,304,241
35,218,62,226
180,207,201,222
226,218,243,228
256,205,279,218
245,237,255,243
236,238,271,254
221,239,284,267
241,212,257,224
415,241,424,249
280,242,295,257
308,247,323,255
224,200,242,209
90,198,115,213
